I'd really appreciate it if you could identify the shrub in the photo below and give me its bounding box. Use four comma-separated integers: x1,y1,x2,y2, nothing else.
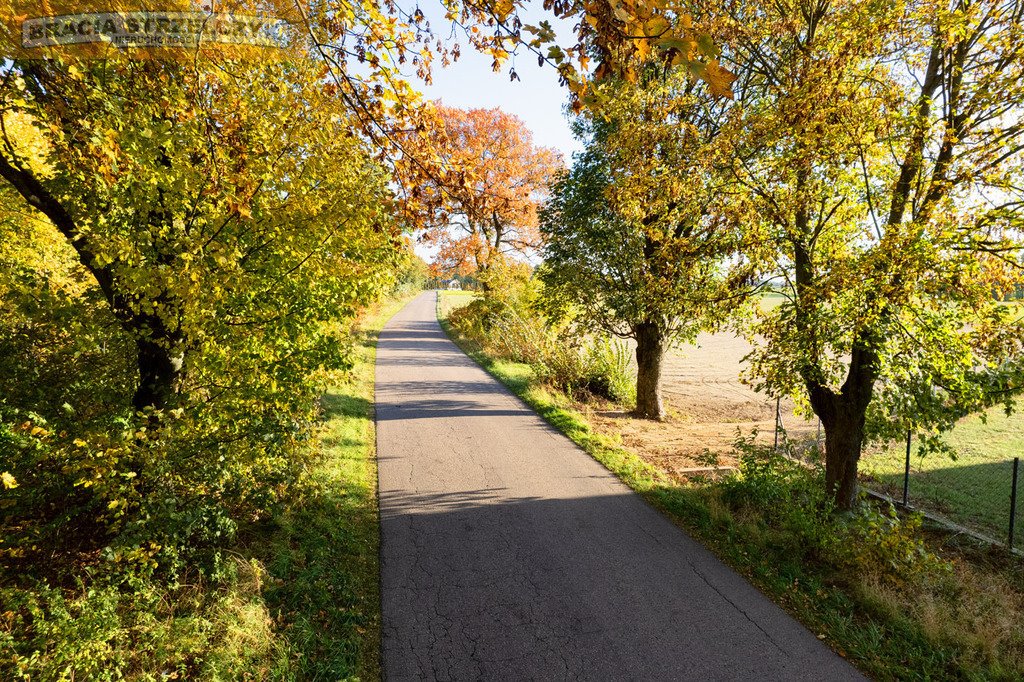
528,329,634,404
719,438,948,585
1,397,317,582
0,559,276,680
447,282,636,406
583,336,636,405
447,298,494,346
826,504,947,583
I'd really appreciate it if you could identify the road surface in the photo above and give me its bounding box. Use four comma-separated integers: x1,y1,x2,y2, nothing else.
376,292,862,681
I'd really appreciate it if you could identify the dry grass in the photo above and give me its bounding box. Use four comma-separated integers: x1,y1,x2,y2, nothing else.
853,552,1024,677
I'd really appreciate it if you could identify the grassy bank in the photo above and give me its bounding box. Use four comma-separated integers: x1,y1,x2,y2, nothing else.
862,409,1024,542
1,294,411,680
437,291,1024,682
245,293,412,679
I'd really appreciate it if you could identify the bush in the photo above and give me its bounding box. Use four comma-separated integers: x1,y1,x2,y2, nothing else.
1,403,315,582
827,504,947,582
583,336,636,405
0,560,276,680
447,298,501,346
446,269,635,405
719,438,947,586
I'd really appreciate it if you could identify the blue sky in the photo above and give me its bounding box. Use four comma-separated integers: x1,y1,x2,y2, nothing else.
406,3,582,161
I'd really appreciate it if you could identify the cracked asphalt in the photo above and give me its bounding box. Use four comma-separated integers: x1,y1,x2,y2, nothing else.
376,292,863,681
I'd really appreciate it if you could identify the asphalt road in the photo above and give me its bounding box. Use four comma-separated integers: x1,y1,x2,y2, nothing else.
376,292,863,681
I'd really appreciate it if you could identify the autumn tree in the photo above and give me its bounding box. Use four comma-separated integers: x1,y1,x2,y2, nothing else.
398,105,562,278
0,30,411,575
540,71,755,419
725,0,1024,508
0,53,402,413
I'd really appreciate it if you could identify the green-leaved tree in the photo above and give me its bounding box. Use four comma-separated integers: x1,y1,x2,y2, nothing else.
726,0,1024,507
541,72,757,419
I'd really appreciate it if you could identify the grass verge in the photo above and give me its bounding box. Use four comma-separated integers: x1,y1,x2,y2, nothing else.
245,293,412,679
437,291,1024,682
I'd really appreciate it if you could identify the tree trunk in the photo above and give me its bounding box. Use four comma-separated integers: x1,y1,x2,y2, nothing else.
819,402,867,510
806,334,879,510
130,307,183,413
634,321,665,420
132,335,181,412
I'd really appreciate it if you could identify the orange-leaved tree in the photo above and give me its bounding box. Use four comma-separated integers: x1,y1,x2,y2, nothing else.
399,105,564,279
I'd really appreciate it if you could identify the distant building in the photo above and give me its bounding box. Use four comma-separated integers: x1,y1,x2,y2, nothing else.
446,279,462,290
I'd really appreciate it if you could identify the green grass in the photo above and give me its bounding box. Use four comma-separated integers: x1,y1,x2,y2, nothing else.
862,408,1024,542
247,293,414,680
436,288,477,319
437,290,1024,681
758,290,788,311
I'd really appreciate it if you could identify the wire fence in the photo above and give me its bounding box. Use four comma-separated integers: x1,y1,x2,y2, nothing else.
861,431,1022,550
773,403,1023,551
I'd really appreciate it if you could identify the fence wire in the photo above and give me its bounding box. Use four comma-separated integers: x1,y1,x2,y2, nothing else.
859,433,1021,548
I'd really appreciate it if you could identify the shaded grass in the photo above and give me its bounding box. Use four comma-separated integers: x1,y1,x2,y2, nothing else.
437,291,1024,681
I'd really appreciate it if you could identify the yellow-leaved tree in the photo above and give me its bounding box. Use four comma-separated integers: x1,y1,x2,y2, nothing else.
540,67,756,419
724,0,1024,508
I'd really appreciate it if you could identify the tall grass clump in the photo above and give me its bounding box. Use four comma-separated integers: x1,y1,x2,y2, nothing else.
446,259,635,406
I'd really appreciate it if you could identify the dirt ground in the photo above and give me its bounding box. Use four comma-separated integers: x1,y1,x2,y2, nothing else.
587,331,819,481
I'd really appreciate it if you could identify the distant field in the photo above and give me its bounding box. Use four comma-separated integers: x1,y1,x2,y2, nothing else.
758,291,787,311
436,289,476,319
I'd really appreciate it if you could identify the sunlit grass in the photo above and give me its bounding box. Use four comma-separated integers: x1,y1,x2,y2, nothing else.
437,288,477,319
245,293,413,679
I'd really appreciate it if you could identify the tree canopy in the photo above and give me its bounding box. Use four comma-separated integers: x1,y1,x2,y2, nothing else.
400,104,563,277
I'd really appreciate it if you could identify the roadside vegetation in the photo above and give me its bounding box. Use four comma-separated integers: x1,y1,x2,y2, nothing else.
1,284,415,678
243,292,416,680
444,260,636,406
440,288,1024,680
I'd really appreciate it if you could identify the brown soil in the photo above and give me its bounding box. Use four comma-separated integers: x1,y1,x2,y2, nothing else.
587,331,819,481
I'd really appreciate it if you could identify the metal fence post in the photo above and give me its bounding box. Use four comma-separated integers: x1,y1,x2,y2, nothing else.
774,397,781,450
1009,457,1019,550
902,429,912,507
